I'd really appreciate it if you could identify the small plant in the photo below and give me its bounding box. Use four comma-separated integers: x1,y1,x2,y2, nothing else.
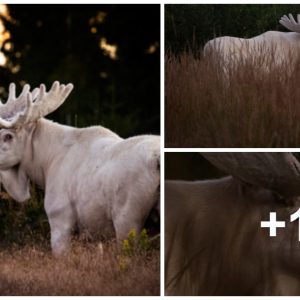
121,238,132,257
121,228,151,257
118,228,152,271
139,229,150,251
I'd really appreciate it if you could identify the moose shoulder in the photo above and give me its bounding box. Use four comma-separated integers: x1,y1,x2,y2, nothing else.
0,81,160,256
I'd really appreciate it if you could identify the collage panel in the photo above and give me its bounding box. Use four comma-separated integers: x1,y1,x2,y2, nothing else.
164,4,300,297
165,152,300,296
3,1,300,298
0,3,160,296
165,4,300,148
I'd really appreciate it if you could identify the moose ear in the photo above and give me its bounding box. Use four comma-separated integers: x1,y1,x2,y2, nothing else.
0,166,30,203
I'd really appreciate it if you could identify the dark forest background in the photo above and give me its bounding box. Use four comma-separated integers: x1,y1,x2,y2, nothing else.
165,4,300,53
165,153,300,180
165,153,226,180
0,4,160,137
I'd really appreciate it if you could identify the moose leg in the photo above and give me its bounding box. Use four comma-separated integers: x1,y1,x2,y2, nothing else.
114,217,144,241
113,192,158,241
49,221,73,257
45,196,76,256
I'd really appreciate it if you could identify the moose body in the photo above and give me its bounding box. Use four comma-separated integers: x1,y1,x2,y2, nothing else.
0,82,160,256
203,14,300,71
204,31,300,66
165,153,300,296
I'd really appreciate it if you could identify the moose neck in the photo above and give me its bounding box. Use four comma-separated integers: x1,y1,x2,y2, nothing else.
21,118,79,188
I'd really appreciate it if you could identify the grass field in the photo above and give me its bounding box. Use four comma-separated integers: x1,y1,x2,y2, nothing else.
165,48,300,148
0,192,160,296
0,241,159,296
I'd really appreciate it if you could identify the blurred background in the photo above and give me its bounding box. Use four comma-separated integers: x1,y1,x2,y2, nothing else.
165,153,300,180
165,153,226,180
0,4,160,137
165,4,300,54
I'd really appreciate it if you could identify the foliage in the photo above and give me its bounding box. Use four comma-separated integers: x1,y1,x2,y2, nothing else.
0,186,49,247
119,228,157,272
165,4,300,53
121,228,151,257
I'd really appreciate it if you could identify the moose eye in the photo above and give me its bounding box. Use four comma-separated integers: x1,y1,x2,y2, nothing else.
3,133,13,142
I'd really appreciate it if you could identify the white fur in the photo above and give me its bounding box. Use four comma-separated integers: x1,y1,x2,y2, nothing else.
0,118,160,256
204,31,300,68
165,177,300,295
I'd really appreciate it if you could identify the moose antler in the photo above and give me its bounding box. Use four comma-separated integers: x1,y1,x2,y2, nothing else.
279,14,300,33
0,81,73,128
202,153,300,197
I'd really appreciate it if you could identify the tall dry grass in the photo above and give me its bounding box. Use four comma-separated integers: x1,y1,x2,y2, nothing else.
0,191,160,296
165,47,300,147
0,240,159,295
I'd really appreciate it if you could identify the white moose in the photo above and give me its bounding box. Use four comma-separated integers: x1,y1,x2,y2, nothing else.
204,14,300,69
0,81,160,256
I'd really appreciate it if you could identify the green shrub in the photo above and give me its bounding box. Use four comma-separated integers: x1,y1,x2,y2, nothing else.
0,184,49,246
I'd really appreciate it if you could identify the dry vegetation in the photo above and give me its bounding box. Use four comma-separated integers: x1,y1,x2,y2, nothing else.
0,240,159,296
165,48,300,147
0,193,160,296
